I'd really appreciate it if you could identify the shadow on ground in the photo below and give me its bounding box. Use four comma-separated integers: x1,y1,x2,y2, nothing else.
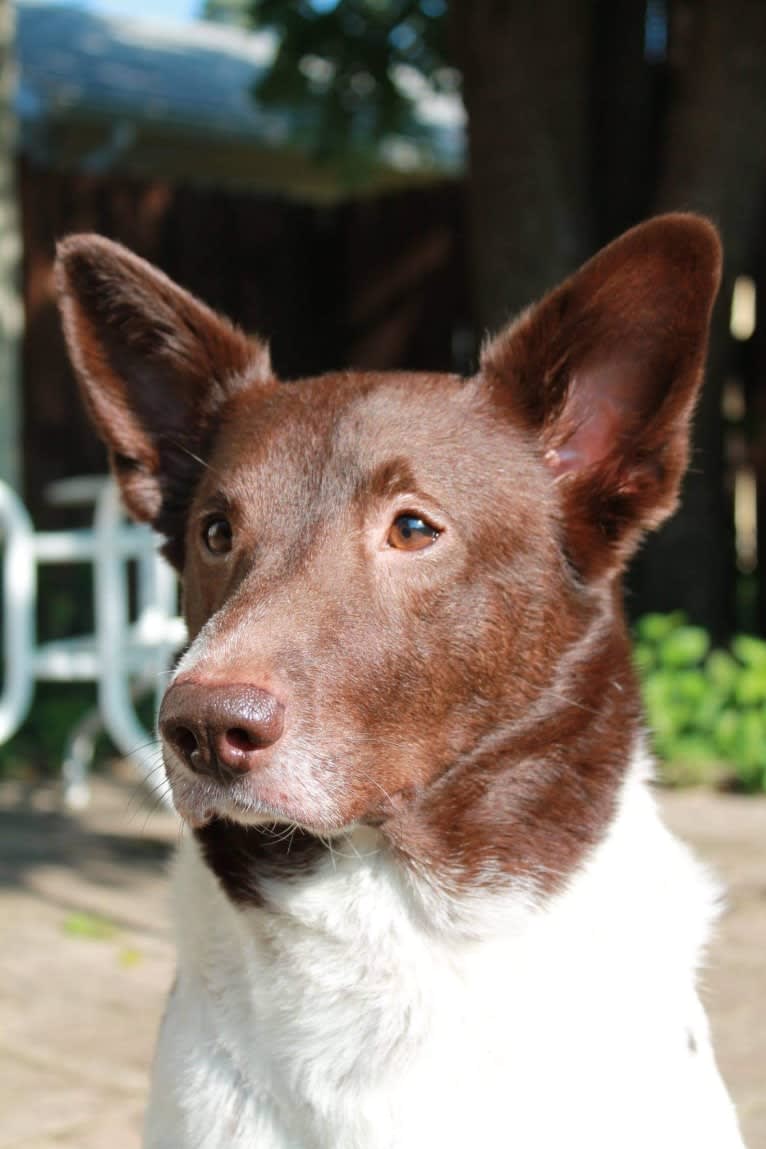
0,789,173,884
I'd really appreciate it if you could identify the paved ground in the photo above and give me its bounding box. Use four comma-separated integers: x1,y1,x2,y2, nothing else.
0,772,764,1148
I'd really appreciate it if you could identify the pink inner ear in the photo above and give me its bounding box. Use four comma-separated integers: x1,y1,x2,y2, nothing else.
543,359,650,479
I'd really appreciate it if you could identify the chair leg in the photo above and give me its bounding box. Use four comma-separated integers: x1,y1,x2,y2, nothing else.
61,706,102,810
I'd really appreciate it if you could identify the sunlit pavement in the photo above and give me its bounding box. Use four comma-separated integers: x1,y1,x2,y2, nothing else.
661,787,766,1148
0,772,177,1149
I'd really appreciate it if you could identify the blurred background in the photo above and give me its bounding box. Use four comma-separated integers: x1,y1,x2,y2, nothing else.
0,2,764,1147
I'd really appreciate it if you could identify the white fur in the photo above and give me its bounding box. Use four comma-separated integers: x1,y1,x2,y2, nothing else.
144,748,745,1149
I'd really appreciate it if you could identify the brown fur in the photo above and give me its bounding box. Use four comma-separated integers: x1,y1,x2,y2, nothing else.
55,216,721,904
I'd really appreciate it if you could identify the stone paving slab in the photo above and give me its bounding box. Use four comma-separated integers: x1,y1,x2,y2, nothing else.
0,774,177,1149
661,789,766,1148
0,774,763,1148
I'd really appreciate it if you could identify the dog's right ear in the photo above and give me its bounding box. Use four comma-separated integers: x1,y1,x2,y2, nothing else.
480,214,721,580
55,235,272,563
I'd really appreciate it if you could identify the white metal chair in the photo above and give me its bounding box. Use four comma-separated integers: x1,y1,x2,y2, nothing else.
0,477,186,806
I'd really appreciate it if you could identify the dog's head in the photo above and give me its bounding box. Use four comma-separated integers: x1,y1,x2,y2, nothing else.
56,217,720,897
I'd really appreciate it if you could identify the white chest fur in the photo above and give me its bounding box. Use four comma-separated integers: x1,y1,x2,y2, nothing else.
144,764,745,1149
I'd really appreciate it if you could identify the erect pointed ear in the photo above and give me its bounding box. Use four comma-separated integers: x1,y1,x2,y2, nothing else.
55,235,272,565
480,214,722,579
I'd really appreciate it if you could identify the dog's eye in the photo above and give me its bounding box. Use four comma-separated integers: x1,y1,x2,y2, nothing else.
203,516,233,555
387,514,440,551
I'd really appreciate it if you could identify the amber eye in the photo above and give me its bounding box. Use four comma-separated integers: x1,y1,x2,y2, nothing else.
203,516,233,555
387,513,440,551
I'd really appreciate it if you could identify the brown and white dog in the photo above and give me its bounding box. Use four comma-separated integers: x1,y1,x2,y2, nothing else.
56,215,745,1149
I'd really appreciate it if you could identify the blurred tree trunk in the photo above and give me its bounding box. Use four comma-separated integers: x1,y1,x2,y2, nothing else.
453,0,594,334
591,0,659,245
630,0,766,639
454,0,766,639
0,0,21,489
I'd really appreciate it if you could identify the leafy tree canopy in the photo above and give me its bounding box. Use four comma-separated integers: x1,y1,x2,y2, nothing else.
205,0,457,175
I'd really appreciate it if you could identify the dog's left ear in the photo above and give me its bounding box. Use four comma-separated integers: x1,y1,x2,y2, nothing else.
481,214,722,579
55,234,272,567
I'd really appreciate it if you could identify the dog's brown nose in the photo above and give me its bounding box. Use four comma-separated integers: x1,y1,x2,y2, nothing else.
159,681,285,781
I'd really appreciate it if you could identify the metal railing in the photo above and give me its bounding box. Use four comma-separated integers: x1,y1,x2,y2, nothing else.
0,477,185,806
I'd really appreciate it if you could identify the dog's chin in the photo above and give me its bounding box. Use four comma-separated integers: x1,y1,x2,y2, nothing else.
174,795,279,831
166,769,339,835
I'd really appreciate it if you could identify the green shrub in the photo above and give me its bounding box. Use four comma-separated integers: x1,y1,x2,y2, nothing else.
634,612,766,791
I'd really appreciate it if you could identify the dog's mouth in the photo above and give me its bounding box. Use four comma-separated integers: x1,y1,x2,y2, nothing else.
163,756,344,835
171,776,307,830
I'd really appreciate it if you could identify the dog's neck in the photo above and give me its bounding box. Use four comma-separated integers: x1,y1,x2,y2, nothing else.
178,745,712,975
384,596,642,894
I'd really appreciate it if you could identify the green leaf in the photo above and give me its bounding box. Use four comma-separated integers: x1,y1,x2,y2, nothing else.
642,674,683,738
706,650,739,697
658,626,710,669
632,642,655,673
690,690,723,734
733,710,766,770
713,709,741,756
675,669,707,705
635,611,686,644
62,912,117,941
734,667,766,707
731,634,766,670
